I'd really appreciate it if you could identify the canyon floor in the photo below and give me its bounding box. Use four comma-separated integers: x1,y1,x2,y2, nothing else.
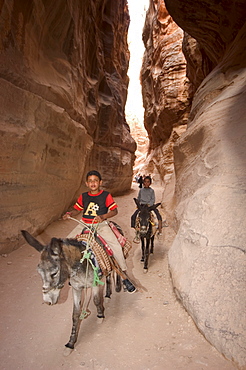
0,182,237,370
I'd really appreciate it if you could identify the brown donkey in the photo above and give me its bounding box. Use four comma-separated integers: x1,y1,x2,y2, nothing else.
134,198,161,271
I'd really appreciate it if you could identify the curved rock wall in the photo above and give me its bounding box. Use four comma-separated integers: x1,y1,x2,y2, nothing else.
164,0,246,366
140,0,191,184
0,0,135,252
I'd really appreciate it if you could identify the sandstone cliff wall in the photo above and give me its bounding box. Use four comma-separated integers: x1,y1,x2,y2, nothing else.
140,0,191,185
163,0,246,366
0,0,135,253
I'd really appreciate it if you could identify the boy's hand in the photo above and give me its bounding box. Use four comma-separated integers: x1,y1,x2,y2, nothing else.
62,210,80,220
94,209,117,223
94,215,104,223
62,212,72,220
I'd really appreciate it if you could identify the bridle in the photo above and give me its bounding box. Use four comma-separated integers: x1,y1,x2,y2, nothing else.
137,208,152,237
42,281,64,294
40,261,65,294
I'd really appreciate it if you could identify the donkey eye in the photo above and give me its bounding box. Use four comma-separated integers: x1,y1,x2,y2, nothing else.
50,271,58,279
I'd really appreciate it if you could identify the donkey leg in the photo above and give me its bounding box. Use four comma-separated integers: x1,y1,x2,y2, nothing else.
150,235,154,254
92,285,105,319
144,239,150,271
105,274,112,298
141,238,145,262
65,288,82,350
115,273,122,293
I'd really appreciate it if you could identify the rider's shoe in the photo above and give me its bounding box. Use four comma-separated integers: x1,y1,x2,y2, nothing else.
123,279,136,293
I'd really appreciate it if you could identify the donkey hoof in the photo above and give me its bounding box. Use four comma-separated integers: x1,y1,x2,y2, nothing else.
104,297,111,305
63,346,73,357
97,317,104,324
140,258,144,263
143,268,148,274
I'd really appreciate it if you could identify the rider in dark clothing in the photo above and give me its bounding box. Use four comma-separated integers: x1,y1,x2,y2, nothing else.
131,176,162,243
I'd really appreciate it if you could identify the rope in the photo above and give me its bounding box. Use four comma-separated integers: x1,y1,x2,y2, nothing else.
67,217,103,320
68,216,94,231
68,216,112,275
77,234,112,275
66,216,132,316
80,249,104,287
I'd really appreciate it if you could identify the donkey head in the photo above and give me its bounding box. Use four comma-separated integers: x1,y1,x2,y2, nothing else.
21,230,69,305
134,198,161,237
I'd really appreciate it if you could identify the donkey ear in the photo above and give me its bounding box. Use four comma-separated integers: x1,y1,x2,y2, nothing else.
21,230,44,252
149,202,161,211
134,198,141,209
50,238,62,256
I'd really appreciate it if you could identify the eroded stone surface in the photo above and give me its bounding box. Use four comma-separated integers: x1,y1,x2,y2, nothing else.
0,0,135,252
163,0,246,366
139,0,246,366
140,0,191,183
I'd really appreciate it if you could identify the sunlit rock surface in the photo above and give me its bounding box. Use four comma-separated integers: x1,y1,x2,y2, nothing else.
164,0,246,366
0,0,135,252
140,0,191,184
126,113,149,175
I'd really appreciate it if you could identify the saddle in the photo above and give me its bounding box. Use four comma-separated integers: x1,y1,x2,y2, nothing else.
76,221,132,277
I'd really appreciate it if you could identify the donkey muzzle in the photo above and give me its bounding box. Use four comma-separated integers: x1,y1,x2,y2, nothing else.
42,288,61,305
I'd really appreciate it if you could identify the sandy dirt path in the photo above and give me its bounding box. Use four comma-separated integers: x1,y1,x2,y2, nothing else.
0,182,237,369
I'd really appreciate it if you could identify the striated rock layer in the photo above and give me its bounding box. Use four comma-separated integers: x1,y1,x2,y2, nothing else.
164,0,246,366
140,0,191,184
0,0,135,253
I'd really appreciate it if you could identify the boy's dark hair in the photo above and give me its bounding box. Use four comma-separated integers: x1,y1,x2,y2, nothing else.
144,175,152,184
86,170,102,180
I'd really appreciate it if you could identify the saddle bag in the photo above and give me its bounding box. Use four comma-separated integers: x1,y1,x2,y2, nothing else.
108,221,132,258
76,222,132,276
76,233,113,276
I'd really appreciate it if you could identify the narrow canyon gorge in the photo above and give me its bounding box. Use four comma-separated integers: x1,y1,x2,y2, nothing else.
0,0,245,367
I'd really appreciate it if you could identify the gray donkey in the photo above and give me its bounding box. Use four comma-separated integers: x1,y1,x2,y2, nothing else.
21,230,122,353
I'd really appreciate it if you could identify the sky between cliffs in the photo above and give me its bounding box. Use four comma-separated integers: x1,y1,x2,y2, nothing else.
125,0,149,123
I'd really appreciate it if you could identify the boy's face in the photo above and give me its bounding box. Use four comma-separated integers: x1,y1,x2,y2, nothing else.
143,179,151,188
86,175,102,193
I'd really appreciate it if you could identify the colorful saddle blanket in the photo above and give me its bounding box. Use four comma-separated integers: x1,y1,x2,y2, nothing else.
76,221,132,276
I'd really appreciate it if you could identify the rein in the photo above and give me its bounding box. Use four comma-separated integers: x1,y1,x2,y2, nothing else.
67,217,103,284
67,216,103,320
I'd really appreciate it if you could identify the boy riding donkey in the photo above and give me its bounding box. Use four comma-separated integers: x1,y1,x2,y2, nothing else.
131,175,165,243
63,170,136,293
